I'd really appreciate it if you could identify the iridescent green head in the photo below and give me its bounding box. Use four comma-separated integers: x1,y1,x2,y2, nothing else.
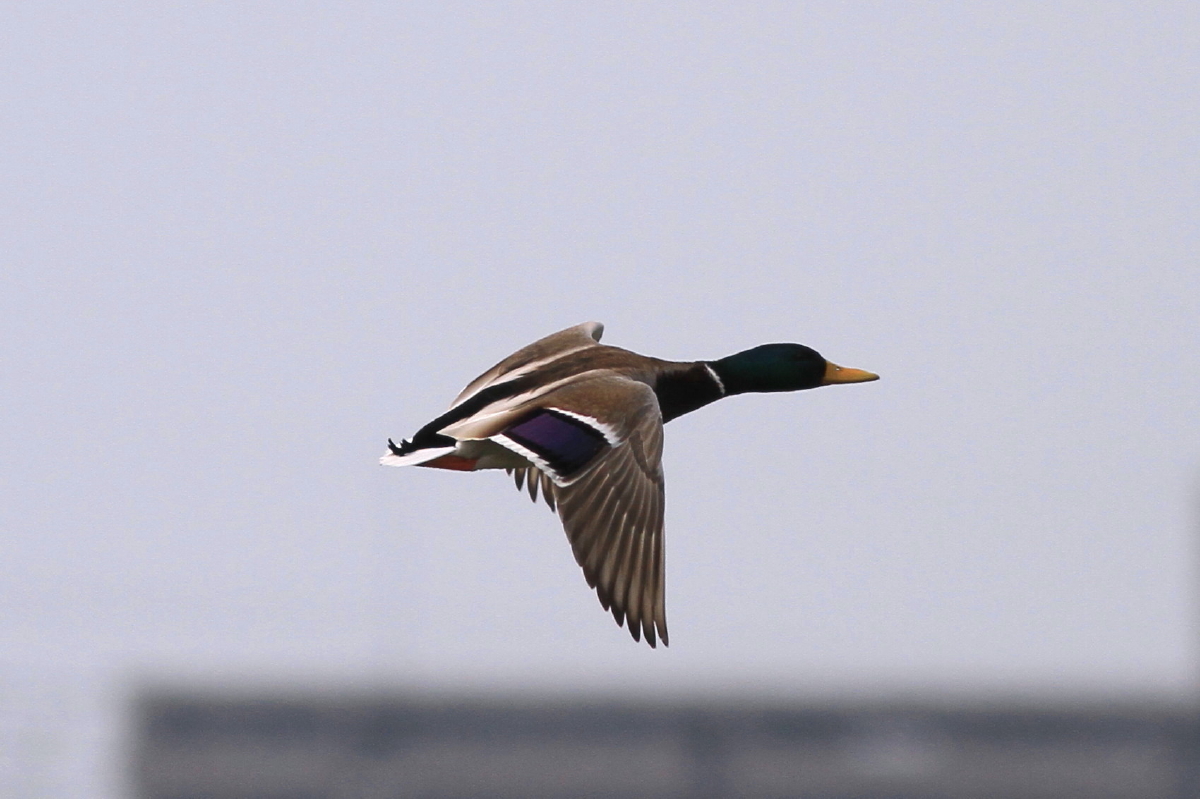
710,343,878,396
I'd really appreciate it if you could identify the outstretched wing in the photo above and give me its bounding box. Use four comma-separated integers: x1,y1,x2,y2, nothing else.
450,321,605,409
495,377,668,647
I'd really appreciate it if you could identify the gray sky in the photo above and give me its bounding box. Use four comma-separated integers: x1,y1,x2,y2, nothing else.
2,2,1198,700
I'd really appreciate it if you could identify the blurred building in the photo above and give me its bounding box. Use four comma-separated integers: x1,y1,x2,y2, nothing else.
133,691,1200,799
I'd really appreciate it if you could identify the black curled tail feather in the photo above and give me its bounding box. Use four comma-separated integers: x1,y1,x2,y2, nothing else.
388,433,456,456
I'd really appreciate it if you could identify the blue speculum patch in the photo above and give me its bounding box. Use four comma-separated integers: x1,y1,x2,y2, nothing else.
504,409,609,477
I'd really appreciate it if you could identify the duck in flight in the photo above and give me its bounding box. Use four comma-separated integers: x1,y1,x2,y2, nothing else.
381,322,878,648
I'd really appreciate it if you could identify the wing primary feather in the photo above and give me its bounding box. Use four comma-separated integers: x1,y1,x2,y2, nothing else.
579,469,624,577
593,491,631,612
591,495,623,611
607,508,639,635
652,488,668,646
566,468,617,569
624,521,647,643
617,472,646,634
560,466,616,570
582,483,621,582
625,470,653,643
638,477,658,644
641,492,661,648
593,484,629,609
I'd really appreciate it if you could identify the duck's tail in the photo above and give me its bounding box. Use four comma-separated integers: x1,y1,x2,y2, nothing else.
379,438,456,467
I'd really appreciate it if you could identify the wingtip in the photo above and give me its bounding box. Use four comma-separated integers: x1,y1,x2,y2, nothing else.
641,618,667,649
595,585,667,649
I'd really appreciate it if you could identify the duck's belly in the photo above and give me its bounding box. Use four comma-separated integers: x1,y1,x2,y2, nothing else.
419,439,529,472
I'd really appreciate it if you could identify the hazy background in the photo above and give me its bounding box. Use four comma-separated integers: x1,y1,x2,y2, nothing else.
1,3,1198,794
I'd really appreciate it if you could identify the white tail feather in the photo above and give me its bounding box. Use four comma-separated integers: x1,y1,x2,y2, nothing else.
379,446,455,467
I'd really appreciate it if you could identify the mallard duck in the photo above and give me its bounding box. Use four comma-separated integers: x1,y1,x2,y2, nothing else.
381,322,878,647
